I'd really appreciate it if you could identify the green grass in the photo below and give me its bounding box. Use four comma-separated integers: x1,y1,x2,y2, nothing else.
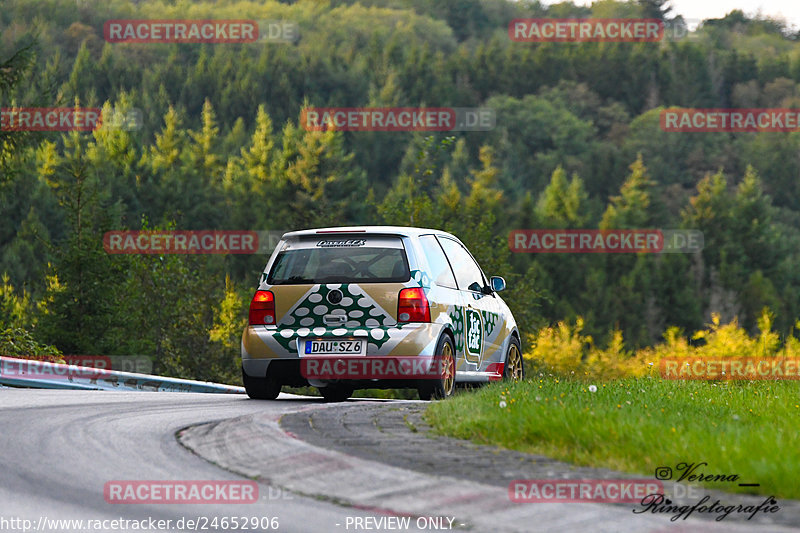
424,377,800,499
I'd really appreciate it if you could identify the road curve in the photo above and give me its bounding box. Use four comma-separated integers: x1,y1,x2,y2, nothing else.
2,389,797,533
0,389,431,533
181,399,800,533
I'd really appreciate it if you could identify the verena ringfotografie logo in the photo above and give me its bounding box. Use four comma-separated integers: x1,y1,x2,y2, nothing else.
509,479,663,503
639,462,780,523
661,358,800,380
301,356,447,380
661,108,800,132
103,230,285,254
509,19,663,42
104,481,257,504
103,20,298,43
300,107,495,132
0,107,142,132
509,230,703,253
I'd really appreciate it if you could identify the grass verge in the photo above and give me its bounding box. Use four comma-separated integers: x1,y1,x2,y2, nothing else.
424,377,800,499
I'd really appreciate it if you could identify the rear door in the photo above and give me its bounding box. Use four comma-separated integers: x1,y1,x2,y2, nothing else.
417,234,463,355
436,236,504,371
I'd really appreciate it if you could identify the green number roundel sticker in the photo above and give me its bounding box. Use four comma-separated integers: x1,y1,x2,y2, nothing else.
465,308,483,362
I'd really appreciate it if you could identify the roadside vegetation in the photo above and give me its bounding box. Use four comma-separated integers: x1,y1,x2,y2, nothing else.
3,1,800,387
425,313,800,498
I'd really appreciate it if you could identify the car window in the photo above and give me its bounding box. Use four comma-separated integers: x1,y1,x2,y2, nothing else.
419,235,457,289
267,236,409,284
436,237,485,292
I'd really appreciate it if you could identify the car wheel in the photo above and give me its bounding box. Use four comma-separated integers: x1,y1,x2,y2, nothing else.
242,368,281,400
503,336,524,382
319,384,354,403
418,334,456,401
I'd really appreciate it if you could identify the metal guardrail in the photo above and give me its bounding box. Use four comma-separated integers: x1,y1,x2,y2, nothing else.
0,356,245,394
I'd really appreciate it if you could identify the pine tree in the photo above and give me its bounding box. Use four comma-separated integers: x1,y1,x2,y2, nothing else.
146,106,185,172
600,154,654,229
241,105,276,186
537,166,589,228
36,131,121,353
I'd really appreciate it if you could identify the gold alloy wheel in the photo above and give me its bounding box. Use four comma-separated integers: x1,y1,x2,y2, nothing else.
441,342,455,394
506,343,523,381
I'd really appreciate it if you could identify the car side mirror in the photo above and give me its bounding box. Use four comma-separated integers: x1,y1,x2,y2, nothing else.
490,276,506,292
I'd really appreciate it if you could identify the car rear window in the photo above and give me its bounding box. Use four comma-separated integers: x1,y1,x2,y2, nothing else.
267,236,410,284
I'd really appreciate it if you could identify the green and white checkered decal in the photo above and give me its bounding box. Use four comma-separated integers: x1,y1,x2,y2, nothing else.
275,284,395,353
449,308,464,352
410,269,431,289
481,310,499,337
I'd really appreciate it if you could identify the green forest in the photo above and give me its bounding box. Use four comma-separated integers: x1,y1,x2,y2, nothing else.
2,0,800,383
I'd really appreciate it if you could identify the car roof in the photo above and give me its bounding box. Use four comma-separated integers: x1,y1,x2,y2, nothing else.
281,226,459,240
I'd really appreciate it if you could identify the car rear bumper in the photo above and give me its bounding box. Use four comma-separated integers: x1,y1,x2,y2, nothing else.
242,323,448,386
242,323,444,360
242,354,446,389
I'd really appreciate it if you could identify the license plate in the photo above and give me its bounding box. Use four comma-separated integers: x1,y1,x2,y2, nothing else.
302,339,365,356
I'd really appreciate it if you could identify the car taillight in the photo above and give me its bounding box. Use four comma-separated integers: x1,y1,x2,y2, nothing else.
397,287,430,323
249,290,275,325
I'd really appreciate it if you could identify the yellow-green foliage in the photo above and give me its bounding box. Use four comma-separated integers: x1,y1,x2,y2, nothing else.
1,273,33,330
526,309,788,380
691,312,780,359
779,326,800,359
585,330,639,380
526,317,589,376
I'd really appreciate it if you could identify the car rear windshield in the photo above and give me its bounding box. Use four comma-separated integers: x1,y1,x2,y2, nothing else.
267,236,410,284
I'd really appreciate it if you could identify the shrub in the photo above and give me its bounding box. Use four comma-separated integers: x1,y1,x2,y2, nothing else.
525,309,787,380
0,327,63,362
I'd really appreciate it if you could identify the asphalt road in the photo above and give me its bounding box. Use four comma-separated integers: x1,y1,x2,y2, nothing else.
2,389,797,533
0,389,431,533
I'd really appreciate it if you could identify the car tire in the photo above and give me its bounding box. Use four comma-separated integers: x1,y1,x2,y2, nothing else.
503,336,524,382
242,368,281,400
319,384,353,402
418,334,456,401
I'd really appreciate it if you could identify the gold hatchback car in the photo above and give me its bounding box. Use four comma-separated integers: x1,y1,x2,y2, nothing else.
241,226,524,401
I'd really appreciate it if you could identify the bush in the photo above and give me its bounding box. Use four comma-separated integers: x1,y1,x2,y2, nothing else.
525,309,788,380
0,327,63,362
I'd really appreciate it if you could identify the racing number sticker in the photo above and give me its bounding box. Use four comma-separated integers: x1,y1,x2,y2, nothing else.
464,308,483,364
